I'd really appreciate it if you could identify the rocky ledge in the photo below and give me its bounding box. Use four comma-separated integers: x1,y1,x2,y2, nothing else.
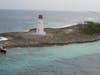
0,23,100,48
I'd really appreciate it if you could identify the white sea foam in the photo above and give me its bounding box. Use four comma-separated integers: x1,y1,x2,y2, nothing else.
0,37,8,41
50,23,78,28
61,23,78,28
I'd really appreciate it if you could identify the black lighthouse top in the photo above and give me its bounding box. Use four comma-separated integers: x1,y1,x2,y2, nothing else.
38,15,43,19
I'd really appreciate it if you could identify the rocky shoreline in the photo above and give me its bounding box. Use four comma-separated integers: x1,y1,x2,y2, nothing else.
0,24,100,48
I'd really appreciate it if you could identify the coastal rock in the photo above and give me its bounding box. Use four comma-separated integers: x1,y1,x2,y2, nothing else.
0,24,100,48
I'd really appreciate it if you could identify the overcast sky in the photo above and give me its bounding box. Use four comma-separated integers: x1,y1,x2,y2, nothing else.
0,0,100,11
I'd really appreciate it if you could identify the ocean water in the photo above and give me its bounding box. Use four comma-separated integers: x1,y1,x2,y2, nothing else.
0,10,100,75
0,9,100,33
0,41,100,75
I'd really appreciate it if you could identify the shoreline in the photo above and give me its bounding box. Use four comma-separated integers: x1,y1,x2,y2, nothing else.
0,38,100,49
0,24,100,49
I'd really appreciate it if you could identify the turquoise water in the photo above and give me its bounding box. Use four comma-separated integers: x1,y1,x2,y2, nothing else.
0,41,100,75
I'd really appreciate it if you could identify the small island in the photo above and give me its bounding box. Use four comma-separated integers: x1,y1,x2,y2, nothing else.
0,21,100,48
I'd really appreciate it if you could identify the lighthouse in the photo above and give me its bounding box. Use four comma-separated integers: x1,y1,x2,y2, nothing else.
36,15,46,35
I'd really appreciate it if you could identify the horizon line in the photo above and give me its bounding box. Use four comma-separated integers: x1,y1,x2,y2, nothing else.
0,8,100,12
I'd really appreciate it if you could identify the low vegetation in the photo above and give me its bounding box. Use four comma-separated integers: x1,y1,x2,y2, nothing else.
79,21,100,34
0,21,100,48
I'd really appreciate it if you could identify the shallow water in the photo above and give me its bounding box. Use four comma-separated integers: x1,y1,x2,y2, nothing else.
0,41,100,75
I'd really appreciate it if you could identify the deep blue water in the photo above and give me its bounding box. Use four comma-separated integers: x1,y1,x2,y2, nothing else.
0,9,100,33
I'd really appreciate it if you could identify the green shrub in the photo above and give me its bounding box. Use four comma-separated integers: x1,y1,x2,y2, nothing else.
80,21,100,34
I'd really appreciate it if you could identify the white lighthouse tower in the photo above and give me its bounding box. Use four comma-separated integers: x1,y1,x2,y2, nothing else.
36,15,46,35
